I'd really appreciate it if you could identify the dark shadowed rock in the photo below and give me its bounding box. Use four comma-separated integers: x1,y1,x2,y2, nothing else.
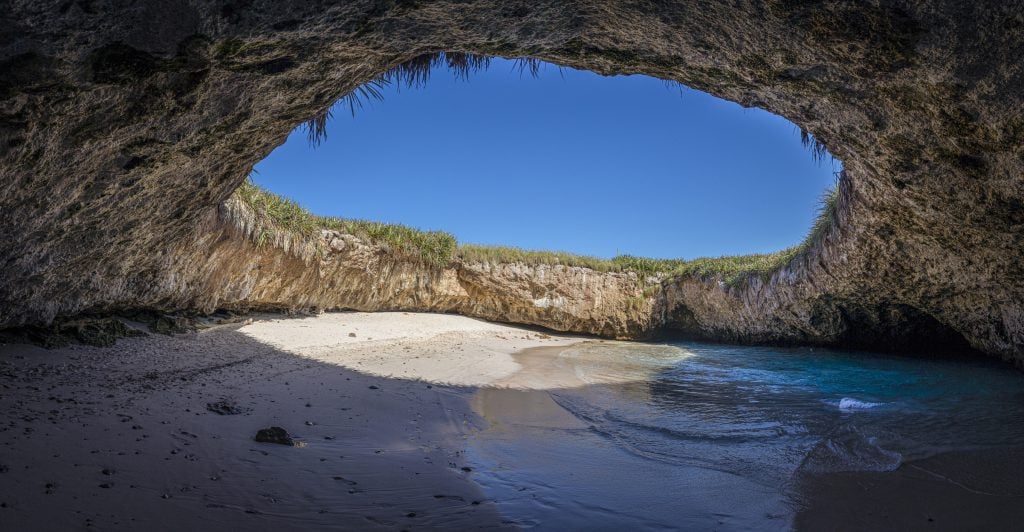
254,427,295,446
0,318,146,348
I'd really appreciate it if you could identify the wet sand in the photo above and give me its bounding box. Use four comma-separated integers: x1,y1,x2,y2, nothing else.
467,344,1024,531
794,447,1024,531
0,312,580,530
467,344,793,530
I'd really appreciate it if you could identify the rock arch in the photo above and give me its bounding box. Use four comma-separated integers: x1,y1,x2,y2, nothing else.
1,1,1021,363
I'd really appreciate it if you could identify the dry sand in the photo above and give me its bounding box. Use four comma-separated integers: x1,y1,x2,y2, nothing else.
238,312,584,388
0,312,582,531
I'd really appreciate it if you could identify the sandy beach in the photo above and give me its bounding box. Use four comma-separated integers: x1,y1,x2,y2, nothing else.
3,311,1023,530
0,312,581,530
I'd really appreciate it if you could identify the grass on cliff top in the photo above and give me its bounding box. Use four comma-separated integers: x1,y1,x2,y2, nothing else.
235,180,458,267
234,180,837,284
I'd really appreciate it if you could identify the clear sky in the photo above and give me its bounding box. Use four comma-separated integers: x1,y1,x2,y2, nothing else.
252,58,839,260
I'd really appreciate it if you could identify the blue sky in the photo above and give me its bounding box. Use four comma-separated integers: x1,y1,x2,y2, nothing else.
252,58,839,259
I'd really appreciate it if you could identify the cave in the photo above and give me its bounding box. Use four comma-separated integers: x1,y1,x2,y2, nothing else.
3,2,1024,529
4,1,1020,365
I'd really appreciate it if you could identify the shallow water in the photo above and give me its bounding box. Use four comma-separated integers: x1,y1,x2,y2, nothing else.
466,341,1024,529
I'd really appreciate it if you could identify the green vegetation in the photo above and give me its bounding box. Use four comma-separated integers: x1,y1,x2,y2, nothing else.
457,180,838,286
234,180,456,267
234,179,322,238
331,219,457,268
803,180,839,250
456,246,684,275
669,249,802,285
458,244,805,286
233,179,841,286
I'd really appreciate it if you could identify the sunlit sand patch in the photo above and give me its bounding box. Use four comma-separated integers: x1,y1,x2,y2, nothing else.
237,312,691,390
492,342,694,391
238,311,578,387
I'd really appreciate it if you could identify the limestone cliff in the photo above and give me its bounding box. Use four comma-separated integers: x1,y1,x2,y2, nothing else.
1,2,1022,364
178,196,663,339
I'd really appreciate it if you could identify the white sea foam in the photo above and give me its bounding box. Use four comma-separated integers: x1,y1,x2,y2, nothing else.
839,397,883,411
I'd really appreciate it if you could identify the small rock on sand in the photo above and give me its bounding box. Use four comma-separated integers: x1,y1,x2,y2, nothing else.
206,400,249,416
254,427,295,446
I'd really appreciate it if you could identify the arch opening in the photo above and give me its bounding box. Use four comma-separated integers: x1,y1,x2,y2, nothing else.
243,53,842,281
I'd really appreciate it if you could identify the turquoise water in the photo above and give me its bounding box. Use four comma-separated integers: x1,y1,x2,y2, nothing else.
467,342,1024,529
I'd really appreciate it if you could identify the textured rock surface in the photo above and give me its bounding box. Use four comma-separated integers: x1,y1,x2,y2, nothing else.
1,2,1022,363
169,197,660,339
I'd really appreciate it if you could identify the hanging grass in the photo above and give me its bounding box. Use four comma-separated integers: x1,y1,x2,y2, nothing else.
302,51,834,165
800,128,831,164
302,51,494,145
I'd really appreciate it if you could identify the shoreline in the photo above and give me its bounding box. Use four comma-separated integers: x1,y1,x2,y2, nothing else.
2,311,1021,529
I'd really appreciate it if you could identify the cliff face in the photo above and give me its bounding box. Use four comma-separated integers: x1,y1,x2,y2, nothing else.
1,2,1022,364
170,198,662,339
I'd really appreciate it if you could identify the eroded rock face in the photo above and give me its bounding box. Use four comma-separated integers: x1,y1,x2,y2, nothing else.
165,198,661,339
1,2,1022,364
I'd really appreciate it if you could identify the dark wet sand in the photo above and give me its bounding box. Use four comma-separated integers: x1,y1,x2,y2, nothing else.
469,384,1024,531
467,344,793,530
794,447,1024,531
468,344,1024,531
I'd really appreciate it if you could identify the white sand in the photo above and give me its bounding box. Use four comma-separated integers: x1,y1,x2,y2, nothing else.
239,312,583,387
0,311,581,530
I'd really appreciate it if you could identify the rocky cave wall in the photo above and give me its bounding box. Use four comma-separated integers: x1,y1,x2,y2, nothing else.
1,1,1022,364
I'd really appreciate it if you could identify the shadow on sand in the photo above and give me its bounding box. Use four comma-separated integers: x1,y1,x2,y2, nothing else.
1,320,1023,531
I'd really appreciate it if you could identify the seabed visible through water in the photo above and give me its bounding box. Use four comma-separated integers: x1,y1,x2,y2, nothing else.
466,341,1024,530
